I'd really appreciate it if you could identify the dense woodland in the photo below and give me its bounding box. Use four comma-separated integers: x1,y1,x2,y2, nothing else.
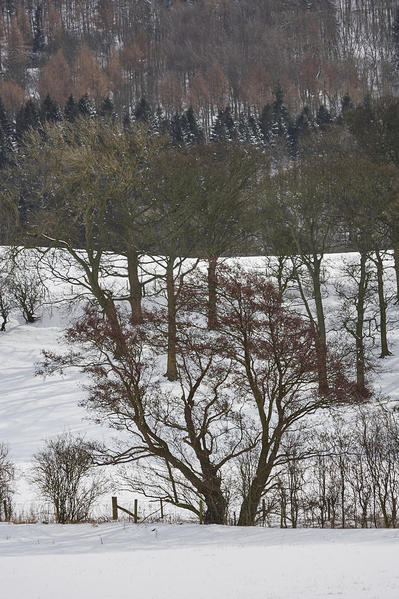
0,1,397,122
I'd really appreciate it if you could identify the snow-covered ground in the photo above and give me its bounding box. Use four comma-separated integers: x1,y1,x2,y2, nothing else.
1,523,399,599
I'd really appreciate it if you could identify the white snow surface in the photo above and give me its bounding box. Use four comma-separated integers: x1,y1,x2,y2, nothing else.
1,522,399,599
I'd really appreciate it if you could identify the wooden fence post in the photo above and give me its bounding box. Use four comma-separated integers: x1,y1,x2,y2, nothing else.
199,500,204,524
3,500,9,522
160,499,164,519
112,496,118,521
134,499,138,523
262,499,266,526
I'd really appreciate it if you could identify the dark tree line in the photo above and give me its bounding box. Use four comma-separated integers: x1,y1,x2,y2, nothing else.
1,84,398,174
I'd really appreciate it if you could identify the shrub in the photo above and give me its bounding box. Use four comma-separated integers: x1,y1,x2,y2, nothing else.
31,433,107,523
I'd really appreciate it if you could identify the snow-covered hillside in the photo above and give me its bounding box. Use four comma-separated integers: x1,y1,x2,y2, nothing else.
1,251,399,511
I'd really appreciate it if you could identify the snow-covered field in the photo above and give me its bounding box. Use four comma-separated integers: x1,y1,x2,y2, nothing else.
2,251,399,598
1,523,399,599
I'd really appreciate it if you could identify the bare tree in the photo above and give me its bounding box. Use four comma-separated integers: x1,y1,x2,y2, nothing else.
0,443,14,522
39,264,352,525
31,433,108,523
335,256,376,396
0,275,13,331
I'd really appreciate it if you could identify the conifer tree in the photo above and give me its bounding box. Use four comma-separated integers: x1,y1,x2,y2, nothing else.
122,109,132,129
223,106,237,140
15,99,40,141
0,97,15,161
210,108,226,142
134,98,152,123
269,85,293,160
150,106,169,136
170,112,184,144
247,112,262,146
270,84,291,139
78,93,96,118
316,105,333,129
210,106,237,142
341,93,353,114
296,106,313,133
237,111,251,143
259,103,273,144
183,106,203,144
292,106,314,156
40,94,62,123
99,96,114,119
64,95,79,122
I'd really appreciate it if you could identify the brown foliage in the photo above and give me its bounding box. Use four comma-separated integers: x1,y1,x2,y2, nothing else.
73,43,110,101
0,79,24,113
39,49,73,105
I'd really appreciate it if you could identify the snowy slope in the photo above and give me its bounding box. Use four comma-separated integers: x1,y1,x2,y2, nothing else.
2,251,399,509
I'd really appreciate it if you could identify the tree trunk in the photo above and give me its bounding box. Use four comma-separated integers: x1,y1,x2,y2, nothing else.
310,258,328,393
165,257,178,381
374,251,391,358
355,252,368,394
203,483,228,524
393,243,399,303
127,246,143,324
237,440,280,526
207,256,218,330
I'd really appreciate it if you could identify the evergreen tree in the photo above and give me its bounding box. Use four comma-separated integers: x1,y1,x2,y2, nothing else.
237,112,251,143
150,106,170,136
0,99,14,167
99,96,114,119
223,106,237,140
247,112,262,146
316,104,333,129
0,97,14,142
40,94,62,123
183,106,203,144
64,95,79,122
341,93,353,114
270,84,291,139
78,94,96,118
210,108,226,142
268,85,293,159
0,127,10,169
296,106,313,133
170,112,184,144
273,83,285,114
15,99,40,141
123,108,132,129
259,103,273,143
210,106,237,142
134,97,152,123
